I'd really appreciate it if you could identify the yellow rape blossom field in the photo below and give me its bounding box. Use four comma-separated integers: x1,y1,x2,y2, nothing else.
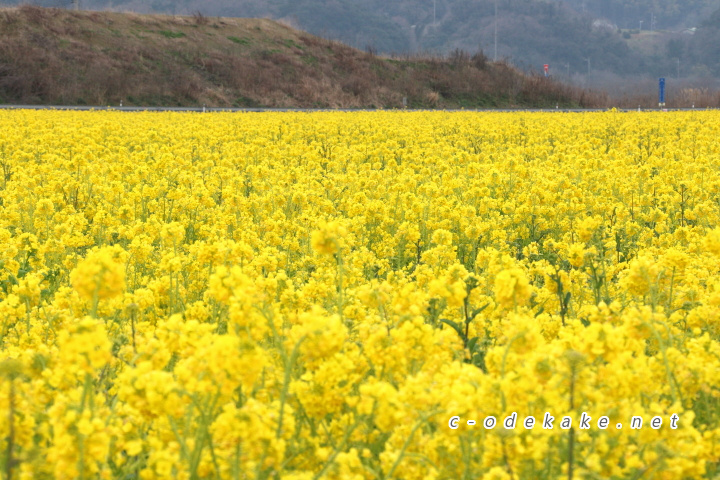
1,109,720,480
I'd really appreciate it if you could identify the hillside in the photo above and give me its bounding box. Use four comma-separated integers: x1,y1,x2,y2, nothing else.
11,0,647,76
7,0,716,80
560,0,720,30
617,8,720,79
0,6,601,108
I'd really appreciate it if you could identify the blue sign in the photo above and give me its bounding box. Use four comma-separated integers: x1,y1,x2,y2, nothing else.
659,78,666,106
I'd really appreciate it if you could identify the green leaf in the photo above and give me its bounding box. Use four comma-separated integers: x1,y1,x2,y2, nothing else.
439,319,464,338
465,275,480,293
472,352,488,373
469,303,489,320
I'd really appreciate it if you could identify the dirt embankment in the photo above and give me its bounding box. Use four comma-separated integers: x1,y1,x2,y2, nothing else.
0,6,606,108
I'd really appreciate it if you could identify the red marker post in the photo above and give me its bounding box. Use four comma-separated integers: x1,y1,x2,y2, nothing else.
544,64,549,77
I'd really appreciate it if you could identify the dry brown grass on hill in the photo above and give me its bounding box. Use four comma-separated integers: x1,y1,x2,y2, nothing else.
0,6,607,108
612,88,720,109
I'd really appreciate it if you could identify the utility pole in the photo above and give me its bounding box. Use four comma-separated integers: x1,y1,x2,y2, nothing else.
677,58,680,79
494,0,498,61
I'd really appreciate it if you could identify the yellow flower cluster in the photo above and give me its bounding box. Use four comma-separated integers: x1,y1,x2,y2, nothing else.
70,245,127,302
1,109,720,479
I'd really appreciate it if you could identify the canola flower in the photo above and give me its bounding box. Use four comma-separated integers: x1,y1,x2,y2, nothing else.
0,109,720,479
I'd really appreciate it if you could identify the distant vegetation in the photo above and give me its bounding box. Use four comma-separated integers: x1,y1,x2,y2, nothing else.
0,6,606,108
562,0,720,29
688,8,720,76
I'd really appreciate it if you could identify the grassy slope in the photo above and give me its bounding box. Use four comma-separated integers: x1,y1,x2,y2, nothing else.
0,6,603,108
50,0,649,75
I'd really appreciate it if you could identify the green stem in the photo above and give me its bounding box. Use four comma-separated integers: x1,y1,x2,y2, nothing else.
277,336,305,439
6,379,15,480
384,411,439,480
